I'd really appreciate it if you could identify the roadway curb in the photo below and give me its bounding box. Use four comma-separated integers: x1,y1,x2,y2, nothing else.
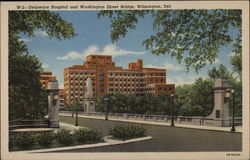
13,136,153,153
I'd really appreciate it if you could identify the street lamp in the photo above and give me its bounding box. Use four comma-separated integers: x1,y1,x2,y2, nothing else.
231,89,235,132
104,96,109,120
75,97,79,126
170,93,175,127
225,88,236,132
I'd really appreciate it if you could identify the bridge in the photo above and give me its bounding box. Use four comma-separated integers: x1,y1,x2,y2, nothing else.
58,114,242,152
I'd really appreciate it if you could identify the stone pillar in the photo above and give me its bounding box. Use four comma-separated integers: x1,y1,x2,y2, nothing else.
209,77,230,126
47,80,60,128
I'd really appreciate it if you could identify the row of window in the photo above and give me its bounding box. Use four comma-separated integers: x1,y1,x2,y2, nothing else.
70,84,96,87
109,73,144,77
69,71,166,77
108,78,145,82
108,88,145,92
109,83,146,87
70,78,95,81
146,87,173,91
70,72,95,76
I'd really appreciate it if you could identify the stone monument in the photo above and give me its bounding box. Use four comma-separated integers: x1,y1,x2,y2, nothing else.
84,77,95,113
47,80,60,128
208,77,231,127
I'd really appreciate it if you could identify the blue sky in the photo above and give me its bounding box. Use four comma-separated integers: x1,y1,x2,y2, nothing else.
20,11,237,89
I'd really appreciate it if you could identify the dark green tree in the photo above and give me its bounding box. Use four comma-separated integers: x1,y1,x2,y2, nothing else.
175,84,192,114
98,10,241,72
9,11,76,120
189,78,214,116
95,93,172,115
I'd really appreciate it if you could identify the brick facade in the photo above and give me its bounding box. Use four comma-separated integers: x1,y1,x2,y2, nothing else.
64,55,175,105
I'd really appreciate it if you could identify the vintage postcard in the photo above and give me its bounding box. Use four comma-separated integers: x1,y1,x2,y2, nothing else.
1,1,249,160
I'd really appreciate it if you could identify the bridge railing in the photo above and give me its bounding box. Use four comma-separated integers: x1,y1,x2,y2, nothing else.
59,111,242,126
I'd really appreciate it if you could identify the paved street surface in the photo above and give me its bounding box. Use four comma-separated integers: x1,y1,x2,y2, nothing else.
57,115,242,152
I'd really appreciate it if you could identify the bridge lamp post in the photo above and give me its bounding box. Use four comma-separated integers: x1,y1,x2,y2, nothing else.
170,93,175,127
225,88,236,132
75,97,79,126
104,97,109,120
231,89,235,132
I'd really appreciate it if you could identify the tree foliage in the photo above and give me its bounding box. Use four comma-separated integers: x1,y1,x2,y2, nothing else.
98,10,242,72
95,93,177,115
9,11,76,120
176,79,214,117
175,65,242,117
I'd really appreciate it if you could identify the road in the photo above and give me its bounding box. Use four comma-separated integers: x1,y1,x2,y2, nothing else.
57,116,242,152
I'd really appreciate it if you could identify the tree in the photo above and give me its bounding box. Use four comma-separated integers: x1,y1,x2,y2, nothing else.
189,78,214,116
175,84,192,114
9,11,76,120
178,78,214,117
98,10,242,72
230,54,242,80
208,64,233,79
95,93,172,115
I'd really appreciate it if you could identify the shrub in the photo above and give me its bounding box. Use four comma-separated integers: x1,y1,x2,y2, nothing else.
55,129,74,146
109,125,146,141
73,128,102,144
36,132,55,147
14,132,36,149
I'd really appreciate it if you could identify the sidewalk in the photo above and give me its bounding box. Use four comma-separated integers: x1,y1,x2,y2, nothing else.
60,113,242,133
54,122,85,133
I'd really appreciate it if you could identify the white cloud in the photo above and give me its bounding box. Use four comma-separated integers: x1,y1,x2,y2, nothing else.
57,44,145,60
19,38,32,42
35,30,49,37
228,51,236,57
145,63,183,71
213,58,221,64
164,64,183,71
168,75,207,86
206,58,221,64
42,63,49,69
57,51,84,60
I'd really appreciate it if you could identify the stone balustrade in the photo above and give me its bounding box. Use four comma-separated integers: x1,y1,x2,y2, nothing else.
60,111,242,127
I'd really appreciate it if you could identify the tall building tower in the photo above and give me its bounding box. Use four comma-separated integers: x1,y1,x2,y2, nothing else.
64,55,175,106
